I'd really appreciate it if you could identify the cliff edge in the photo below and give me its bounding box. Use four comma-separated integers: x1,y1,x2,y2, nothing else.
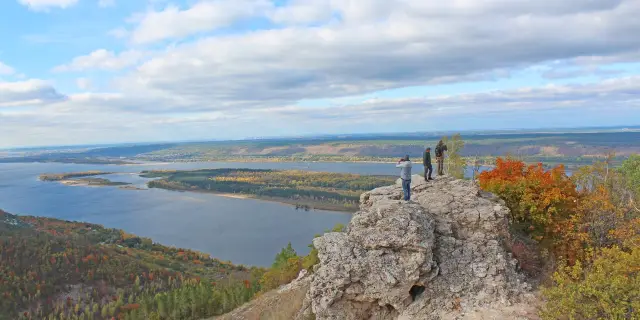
297,175,537,320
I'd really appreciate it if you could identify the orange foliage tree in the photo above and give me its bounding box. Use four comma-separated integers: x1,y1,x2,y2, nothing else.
479,158,586,260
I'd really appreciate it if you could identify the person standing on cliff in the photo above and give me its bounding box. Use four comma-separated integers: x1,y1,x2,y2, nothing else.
396,155,412,201
435,140,448,176
423,147,433,181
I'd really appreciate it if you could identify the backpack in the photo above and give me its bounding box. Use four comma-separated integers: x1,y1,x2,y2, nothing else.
435,145,443,157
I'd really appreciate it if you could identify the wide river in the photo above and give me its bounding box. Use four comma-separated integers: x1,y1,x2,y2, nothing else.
0,161,486,266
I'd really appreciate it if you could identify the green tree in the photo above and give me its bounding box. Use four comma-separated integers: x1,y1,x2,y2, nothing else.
620,154,640,201
156,294,167,318
541,246,640,320
272,243,297,269
443,134,466,179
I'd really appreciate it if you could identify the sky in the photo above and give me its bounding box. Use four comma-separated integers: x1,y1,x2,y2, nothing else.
1,0,640,148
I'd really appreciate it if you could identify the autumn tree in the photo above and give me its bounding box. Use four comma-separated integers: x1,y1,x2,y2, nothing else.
541,246,640,320
479,158,583,260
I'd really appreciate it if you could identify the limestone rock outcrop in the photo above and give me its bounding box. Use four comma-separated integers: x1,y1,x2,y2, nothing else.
299,175,532,320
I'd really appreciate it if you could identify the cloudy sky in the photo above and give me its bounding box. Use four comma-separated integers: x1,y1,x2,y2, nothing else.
1,0,639,148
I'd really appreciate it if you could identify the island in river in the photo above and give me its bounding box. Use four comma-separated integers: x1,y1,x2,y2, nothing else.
134,168,399,212
39,171,114,181
39,171,134,187
142,168,397,212
60,177,132,187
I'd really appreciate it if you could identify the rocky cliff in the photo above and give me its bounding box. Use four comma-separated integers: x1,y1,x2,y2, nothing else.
296,175,537,320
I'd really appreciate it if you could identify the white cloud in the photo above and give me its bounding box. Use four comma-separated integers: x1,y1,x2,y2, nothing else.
129,0,273,44
2,75,639,148
53,49,146,72
98,0,114,7
108,0,640,113
76,78,92,90
108,27,128,39
18,0,78,10
0,62,14,75
257,76,640,125
5,0,640,147
0,79,67,107
268,0,334,25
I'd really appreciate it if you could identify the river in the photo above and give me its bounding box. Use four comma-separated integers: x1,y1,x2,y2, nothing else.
0,161,487,266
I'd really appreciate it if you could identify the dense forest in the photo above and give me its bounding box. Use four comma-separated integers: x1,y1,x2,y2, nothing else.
0,210,263,320
478,154,640,319
143,169,397,211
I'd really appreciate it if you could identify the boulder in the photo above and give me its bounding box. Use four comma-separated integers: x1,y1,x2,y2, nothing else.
301,176,530,320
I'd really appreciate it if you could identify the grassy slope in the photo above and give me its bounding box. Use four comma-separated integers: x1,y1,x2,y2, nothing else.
211,281,310,320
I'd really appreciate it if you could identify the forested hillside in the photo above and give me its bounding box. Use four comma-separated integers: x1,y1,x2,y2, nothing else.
0,210,263,320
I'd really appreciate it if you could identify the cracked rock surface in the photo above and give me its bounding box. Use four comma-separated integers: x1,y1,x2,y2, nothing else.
298,175,533,320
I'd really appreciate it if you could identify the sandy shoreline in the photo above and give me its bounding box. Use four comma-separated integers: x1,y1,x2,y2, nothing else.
60,180,93,186
210,192,250,200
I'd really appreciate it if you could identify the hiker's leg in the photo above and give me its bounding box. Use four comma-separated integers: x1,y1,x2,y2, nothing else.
427,164,433,179
402,179,410,200
404,180,409,200
402,181,406,200
406,180,411,200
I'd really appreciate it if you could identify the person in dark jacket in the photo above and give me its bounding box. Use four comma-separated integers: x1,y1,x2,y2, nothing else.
423,147,433,181
435,140,448,176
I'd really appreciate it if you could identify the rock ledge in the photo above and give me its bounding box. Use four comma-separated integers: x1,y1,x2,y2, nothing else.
297,175,533,320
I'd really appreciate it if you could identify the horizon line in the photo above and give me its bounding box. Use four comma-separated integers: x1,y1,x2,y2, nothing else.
2,124,640,151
